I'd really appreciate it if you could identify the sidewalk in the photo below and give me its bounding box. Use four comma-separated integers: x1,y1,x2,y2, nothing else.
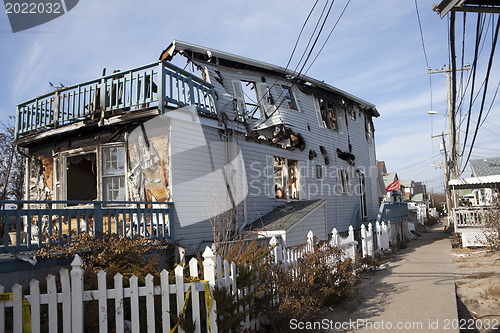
325,222,459,332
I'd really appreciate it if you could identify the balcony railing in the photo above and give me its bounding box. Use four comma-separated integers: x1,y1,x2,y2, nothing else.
453,206,491,229
15,61,217,139
0,200,174,253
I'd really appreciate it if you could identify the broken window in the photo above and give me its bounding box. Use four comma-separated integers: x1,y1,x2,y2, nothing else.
62,144,126,204
232,80,276,120
342,99,356,120
339,168,350,194
281,85,298,110
365,115,374,141
316,165,323,180
359,172,367,217
102,146,126,201
318,98,339,131
240,80,261,119
66,153,97,201
273,157,299,200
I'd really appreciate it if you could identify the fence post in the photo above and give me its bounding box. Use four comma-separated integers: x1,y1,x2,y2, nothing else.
307,230,314,252
71,254,84,333
189,258,201,333
12,283,23,332
348,225,356,260
202,247,218,333
367,223,374,257
381,222,388,250
375,221,382,252
361,224,367,257
269,236,282,264
330,228,339,247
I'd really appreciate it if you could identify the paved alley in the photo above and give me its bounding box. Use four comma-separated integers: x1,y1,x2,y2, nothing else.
324,223,459,333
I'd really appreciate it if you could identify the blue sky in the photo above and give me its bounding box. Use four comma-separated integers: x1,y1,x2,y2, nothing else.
1,0,499,194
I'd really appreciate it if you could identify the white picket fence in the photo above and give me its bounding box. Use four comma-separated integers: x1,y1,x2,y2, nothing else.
0,222,390,332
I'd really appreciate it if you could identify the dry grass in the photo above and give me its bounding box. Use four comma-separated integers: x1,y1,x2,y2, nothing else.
467,272,496,279
485,285,500,299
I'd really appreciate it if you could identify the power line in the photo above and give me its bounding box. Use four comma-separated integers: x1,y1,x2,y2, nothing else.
415,0,430,68
459,12,483,156
304,0,351,75
461,14,500,174
293,0,332,76
296,0,336,78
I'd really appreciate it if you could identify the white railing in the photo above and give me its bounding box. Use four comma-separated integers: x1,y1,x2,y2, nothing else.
453,206,491,229
0,224,390,332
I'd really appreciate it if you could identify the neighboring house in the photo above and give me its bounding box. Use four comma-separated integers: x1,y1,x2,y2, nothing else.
449,157,500,246
468,157,500,205
400,180,414,201
406,181,429,225
382,172,403,202
13,40,382,253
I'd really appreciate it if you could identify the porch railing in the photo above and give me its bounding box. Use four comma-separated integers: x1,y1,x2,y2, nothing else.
453,206,491,229
0,200,174,253
15,60,217,139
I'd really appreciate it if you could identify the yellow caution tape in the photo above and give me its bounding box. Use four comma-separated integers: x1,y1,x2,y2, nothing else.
22,298,31,333
0,293,13,302
0,293,31,332
169,278,212,333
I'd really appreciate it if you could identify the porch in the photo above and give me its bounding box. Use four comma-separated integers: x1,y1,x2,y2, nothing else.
0,200,174,253
449,175,499,246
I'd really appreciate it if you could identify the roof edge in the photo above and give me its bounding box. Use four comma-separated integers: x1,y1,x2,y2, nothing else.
162,40,379,117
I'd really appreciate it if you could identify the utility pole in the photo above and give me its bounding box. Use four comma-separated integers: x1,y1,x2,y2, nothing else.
428,65,470,179
431,132,452,225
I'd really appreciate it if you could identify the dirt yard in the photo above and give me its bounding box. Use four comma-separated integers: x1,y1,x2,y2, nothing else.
452,246,500,333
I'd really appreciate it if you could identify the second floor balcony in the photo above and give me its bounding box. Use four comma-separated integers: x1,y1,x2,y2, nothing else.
15,61,217,142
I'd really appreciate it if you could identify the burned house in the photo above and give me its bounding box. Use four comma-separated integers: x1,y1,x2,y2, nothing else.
14,40,380,253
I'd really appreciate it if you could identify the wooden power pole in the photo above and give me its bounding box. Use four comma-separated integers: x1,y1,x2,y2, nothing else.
428,64,470,180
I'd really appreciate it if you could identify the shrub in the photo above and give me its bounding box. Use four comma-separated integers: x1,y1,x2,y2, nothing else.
264,243,356,332
483,199,500,251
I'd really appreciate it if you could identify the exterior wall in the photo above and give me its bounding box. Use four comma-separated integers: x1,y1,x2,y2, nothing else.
285,203,327,247
169,108,245,252
202,61,380,235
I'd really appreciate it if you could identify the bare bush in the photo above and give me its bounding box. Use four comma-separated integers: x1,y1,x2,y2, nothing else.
483,198,500,251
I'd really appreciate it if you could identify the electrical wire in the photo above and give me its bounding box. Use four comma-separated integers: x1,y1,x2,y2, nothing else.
479,79,500,128
459,12,483,157
304,0,351,76
461,14,500,174
293,0,332,76
295,0,336,78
